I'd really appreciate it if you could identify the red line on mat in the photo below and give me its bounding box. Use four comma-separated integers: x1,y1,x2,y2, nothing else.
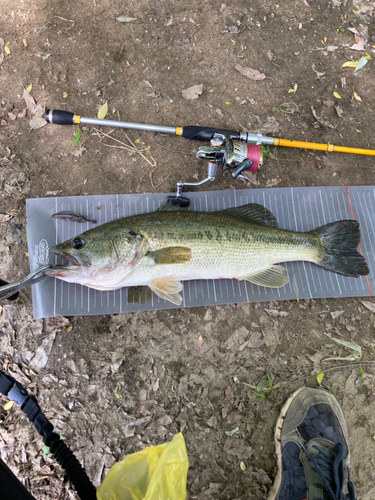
346,186,373,297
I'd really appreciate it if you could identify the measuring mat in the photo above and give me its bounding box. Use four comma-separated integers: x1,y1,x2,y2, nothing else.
27,186,375,319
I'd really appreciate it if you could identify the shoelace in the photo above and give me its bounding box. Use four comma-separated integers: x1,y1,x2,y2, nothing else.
300,441,356,500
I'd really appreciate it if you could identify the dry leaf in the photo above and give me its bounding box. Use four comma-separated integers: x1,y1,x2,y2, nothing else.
4,45,10,55
334,105,343,117
97,101,108,119
29,103,47,129
360,301,375,313
4,400,15,411
116,16,137,22
29,116,47,129
350,41,365,51
0,214,11,223
235,64,266,81
181,84,203,100
353,91,362,102
189,17,196,23
23,87,36,112
342,60,358,68
333,91,341,99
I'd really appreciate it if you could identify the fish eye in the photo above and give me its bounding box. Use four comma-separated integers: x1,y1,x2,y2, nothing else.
72,237,85,250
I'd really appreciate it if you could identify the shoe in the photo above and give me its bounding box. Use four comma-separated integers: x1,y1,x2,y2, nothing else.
267,386,356,500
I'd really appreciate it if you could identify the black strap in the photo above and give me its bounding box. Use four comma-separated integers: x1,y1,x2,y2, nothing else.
0,370,97,500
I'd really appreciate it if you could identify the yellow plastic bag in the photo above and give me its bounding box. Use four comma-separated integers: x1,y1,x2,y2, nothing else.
96,433,189,500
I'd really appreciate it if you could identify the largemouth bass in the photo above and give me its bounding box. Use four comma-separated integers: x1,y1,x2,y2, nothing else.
45,202,369,305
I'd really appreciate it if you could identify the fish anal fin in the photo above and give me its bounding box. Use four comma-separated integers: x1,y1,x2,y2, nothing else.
148,247,192,265
127,286,153,304
219,203,278,228
149,276,183,305
244,265,289,288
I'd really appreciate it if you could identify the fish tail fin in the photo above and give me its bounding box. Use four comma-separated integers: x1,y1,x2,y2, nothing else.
310,220,369,277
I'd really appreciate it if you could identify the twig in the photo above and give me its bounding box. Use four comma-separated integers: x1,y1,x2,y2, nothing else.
150,136,194,155
92,128,157,167
149,167,171,189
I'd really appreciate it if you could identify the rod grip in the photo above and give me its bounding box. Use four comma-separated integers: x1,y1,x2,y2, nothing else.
181,126,240,141
45,109,76,125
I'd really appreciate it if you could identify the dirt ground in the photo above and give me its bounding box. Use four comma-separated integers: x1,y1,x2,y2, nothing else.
1,0,375,498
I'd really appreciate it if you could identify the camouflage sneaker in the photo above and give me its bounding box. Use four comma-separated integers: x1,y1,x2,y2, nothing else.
267,386,356,500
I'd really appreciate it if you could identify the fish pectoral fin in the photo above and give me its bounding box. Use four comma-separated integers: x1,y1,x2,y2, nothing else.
244,265,289,288
149,277,183,305
148,247,192,265
127,286,153,304
219,203,278,228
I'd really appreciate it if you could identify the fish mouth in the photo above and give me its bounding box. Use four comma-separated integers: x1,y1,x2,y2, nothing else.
52,249,81,267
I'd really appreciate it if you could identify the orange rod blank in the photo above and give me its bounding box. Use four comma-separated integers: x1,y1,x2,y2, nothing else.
274,138,375,156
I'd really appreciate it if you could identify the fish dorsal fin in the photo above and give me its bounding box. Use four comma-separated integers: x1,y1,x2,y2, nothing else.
219,203,278,228
149,277,183,305
244,265,288,288
147,247,192,265
127,286,153,304
156,202,190,212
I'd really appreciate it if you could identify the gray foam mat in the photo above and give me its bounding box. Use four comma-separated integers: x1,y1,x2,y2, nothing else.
26,186,375,319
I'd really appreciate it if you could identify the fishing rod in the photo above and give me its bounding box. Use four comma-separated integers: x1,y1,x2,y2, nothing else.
46,109,375,205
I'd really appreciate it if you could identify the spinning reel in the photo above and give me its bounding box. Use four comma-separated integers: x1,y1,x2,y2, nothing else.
167,134,263,206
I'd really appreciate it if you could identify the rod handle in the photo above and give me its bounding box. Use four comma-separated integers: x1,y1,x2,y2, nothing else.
45,109,77,125
181,126,240,141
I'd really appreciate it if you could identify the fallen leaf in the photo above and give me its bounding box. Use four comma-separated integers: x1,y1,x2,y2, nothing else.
72,147,87,158
235,64,266,81
23,39,28,48
7,112,16,120
98,101,108,119
288,83,298,94
4,45,10,55
334,105,343,117
189,17,196,23
23,87,36,112
342,60,359,68
347,27,360,36
4,400,14,411
333,91,341,99
355,129,361,133
29,116,47,130
0,53,3,65
312,63,325,79
353,91,362,102
116,16,137,22
350,41,365,51
181,84,203,100
354,56,369,72
220,3,227,11
360,301,375,313
316,371,324,386
0,214,11,223
330,310,344,320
